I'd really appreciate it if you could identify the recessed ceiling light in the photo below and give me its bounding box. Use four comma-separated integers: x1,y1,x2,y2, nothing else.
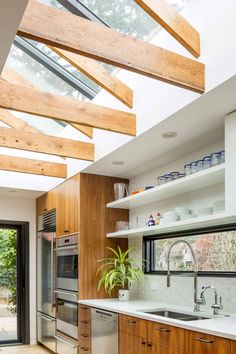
8,189,17,193
161,131,178,139
112,161,125,166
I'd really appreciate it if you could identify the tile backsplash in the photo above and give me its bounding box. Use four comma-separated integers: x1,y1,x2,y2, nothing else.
129,236,236,313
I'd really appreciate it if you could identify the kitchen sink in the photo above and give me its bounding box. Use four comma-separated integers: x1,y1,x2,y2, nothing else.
138,309,211,321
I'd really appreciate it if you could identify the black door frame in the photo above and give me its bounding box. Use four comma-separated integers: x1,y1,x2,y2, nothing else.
0,220,30,346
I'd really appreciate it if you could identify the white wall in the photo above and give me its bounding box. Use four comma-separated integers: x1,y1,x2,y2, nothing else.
0,195,36,344
126,136,236,313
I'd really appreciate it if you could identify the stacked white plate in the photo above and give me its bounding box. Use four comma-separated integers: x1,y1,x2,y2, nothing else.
175,207,195,221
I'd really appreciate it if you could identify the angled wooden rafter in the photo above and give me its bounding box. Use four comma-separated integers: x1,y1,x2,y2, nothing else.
0,108,40,133
18,0,205,93
0,126,94,161
0,154,67,178
134,0,200,58
50,46,134,108
1,66,93,138
0,79,136,136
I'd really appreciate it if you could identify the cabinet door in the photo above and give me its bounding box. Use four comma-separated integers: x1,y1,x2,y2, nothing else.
119,331,147,354
232,340,236,353
56,182,67,237
37,189,57,216
56,175,79,237
119,315,148,338
186,330,231,354
148,322,185,353
78,305,91,349
65,174,79,235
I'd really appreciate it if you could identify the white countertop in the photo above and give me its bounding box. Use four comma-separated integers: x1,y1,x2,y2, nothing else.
79,299,236,340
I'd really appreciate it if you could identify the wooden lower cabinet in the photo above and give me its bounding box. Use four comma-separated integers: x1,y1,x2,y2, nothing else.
120,332,147,354
78,305,91,354
186,330,231,354
119,314,234,354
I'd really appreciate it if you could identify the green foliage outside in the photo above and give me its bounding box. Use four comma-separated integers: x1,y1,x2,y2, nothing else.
0,229,17,314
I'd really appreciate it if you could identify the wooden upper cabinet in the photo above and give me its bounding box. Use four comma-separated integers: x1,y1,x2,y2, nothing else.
56,174,80,237
186,330,231,354
36,188,57,216
231,340,236,353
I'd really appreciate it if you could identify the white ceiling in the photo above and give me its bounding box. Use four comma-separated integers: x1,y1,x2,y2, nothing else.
83,75,236,179
0,186,43,199
0,0,29,73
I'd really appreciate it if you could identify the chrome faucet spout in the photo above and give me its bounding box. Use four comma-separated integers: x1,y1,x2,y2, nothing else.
166,239,199,312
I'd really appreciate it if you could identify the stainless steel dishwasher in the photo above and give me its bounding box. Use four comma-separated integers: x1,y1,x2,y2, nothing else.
91,308,118,354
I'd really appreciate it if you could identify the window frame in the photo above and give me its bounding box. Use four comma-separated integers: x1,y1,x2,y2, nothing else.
143,223,236,277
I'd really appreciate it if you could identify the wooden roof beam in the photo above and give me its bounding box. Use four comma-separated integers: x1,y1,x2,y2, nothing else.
0,108,41,133
0,126,94,160
134,0,200,58
1,66,93,138
50,46,133,108
0,79,136,136
18,0,205,93
0,154,67,178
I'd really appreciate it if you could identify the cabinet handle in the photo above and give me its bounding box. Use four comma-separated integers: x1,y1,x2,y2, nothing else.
80,320,88,324
81,307,88,310
43,208,48,212
196,337,214,344
81,333,89,338
141,341,146,345
147,342,152,347
127,320,137,324
156,328,170,333
64,229,69,233
80,347,89,352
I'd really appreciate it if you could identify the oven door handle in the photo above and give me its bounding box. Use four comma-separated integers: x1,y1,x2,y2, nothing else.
56,245,78,251
54,289,78,299
55,335,79,349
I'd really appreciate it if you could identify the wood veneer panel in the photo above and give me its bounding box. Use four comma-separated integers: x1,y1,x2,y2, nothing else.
79,173,128,299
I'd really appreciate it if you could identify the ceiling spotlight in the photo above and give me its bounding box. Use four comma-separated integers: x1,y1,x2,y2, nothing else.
8,189,17,193
112,161,125,166
161,131,178,139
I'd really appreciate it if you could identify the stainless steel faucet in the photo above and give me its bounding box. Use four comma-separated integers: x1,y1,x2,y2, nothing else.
166,239,200,312
198,286,223,315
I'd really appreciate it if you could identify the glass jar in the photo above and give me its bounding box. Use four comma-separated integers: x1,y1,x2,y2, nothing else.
190,161,198,174
197,160,204,172
219,150,225,164
163,174,172,183
184,164,192,175
211,152,220,166
203,156,211,169
157,176,166,186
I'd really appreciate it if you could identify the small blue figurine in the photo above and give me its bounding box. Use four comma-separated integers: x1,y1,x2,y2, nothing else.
147,214,155,227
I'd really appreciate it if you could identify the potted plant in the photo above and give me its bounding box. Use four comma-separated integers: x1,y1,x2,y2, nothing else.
97,246,145,301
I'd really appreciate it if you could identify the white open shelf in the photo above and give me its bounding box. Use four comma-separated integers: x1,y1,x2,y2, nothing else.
107,164,225,210
107,213,236,238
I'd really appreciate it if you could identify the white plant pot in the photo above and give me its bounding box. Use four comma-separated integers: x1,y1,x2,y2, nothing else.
119,289,130,301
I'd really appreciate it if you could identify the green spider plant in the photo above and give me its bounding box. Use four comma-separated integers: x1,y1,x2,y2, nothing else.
97,246,146,296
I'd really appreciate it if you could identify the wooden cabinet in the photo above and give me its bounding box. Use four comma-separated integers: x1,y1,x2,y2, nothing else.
186,330,231,354
231,340,236,353
119,315,185,354
56,174,79,237
78,304,91,353
36,188,57,216
119,332,147,354
119,315,148,338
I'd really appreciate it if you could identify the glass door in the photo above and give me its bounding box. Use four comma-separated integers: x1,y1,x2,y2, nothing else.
0,228,18,344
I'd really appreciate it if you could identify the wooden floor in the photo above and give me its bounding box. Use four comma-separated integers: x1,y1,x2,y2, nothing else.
0,345,50,353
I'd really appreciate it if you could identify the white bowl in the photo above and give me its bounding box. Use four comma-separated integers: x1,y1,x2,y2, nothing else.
196,207,213,216
163,211,179,223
